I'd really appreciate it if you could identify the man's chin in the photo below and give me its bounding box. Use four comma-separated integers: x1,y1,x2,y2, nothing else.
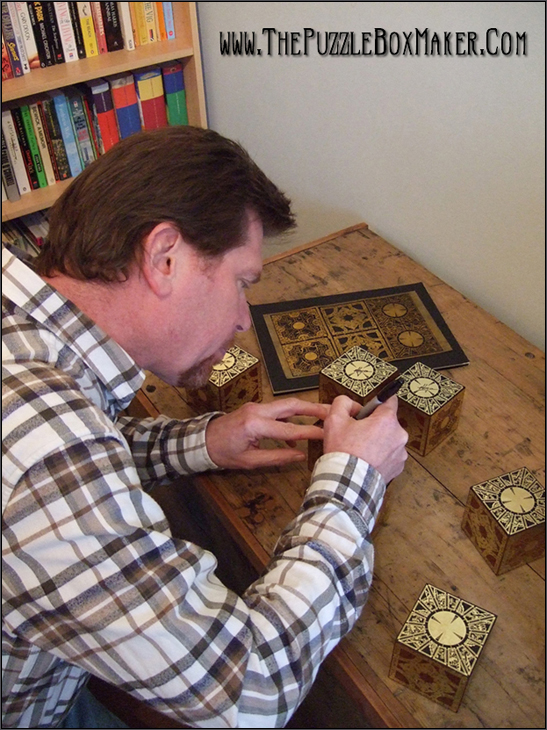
176,355,220,389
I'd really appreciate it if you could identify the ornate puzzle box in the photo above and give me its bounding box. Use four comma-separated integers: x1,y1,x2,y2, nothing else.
250,283,469,394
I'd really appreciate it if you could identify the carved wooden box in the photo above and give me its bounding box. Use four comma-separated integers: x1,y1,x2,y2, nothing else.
389,584,496,712
396,362,465,456
309,346,398,470
185,346,262,414
461,467,545,575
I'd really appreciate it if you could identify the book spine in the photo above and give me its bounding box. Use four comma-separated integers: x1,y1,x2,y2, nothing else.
117,1,134,51
100,1,123,51
41,97,71,179
161,61,188,126
10,105,39,188
50,91,82,177
20,104,47,187
2,33,14,78
80,93,100,158
53,2,78,62
76,1,98,58
162,2,174,40
7,2,30,72
142,2,157,43
37,100,60,180
67,90,96,168
153,2,165,41
109,73,141,138
1,129,21,201
27,1,54,67
90,1,107,53
13,2,39,68
67,1,85,58
88,80,119,152
2,1,24,76
134,67,168,130
29,101,56,185
130,2,147,46
2,109,31,194
43,0,65,63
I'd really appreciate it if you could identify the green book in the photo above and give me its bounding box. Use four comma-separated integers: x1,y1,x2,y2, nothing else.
20,105,47,188
161,61,188,126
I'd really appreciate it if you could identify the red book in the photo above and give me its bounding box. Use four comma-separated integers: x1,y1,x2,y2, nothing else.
86,79,120,152
90,1,108,54
134,66,167,130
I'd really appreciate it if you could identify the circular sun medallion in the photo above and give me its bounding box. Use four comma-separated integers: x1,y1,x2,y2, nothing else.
499,486,536,514
383,303,408,318
344,360,375,381
398,330,425,348
213,352,236,371
409,377,441,398
293,321,306,330
427,610,467,646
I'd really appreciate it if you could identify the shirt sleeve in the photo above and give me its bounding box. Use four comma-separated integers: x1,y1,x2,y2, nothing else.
2,435,385,729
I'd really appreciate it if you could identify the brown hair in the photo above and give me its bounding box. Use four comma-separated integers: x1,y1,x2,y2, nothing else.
35,126,295,282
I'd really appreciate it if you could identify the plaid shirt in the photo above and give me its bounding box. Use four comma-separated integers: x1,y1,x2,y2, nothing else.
2,247,386,729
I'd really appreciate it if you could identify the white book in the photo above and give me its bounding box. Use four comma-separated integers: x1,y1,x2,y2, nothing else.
1,109,31,195
7,2,30,73
118,2,135,51
54,2,78,62
13,2,39,70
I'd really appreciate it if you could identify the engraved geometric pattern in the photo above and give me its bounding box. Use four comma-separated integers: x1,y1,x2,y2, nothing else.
321,346,398,398
392,647,465,710
398,362,464,415
209,346,259,387
283,338,338,376
471,467,545,536
270,308,324,344
396,584,496,676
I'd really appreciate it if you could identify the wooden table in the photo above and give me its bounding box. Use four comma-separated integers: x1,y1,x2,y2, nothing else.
134,223,545,729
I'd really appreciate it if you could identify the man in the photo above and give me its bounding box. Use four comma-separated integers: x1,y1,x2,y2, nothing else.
2,127,408,728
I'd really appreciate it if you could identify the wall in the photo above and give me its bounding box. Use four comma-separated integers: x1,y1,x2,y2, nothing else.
197,2,545,349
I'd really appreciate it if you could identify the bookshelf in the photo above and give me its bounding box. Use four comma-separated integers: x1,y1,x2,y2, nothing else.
2,2,207,222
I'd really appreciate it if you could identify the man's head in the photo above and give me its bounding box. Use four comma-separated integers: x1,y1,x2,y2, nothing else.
35,126,295,282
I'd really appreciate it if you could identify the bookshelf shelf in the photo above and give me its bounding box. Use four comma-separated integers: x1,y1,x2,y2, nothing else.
2,2,207,223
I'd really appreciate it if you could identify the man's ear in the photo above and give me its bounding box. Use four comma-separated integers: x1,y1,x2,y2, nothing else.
141,223,182,297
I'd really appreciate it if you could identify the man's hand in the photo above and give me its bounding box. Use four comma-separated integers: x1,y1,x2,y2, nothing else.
323,395,408,483
206,399,330,470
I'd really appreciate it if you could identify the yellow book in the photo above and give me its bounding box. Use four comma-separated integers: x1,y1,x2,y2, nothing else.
130,2,149,46
142,2,158,43
77,2,99,57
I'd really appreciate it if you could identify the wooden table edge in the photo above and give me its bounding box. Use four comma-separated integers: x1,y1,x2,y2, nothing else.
264,222,369,265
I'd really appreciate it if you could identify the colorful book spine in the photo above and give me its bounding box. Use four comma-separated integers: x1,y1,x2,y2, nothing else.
142,2,157,43
2,33,13,78
90,1,107,54
76,1,98,58
2,1,24,76
67,1,85,58
27,1,55,67
1,129,20,201
13,1,40,69
109,73,142,139
29,101,56,185
161,60,188,126
153,2,166,41
10,106,39,189
43,0,65,63
134,66,168,130
87,78,119,153
37,100,61,180
162,2,175,40
80,92,99,158
1,109,31,194
130,2,147,46
54,2,78,62
41,97,71,179
19,104,47,187
66,89,96,168
6,2,30,72
117,1,134,51
49,89,82,177
101,1,123,52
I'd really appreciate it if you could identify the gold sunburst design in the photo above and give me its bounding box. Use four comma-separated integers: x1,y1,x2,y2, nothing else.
321,346,398,398
471,467,545,536
396,584,496,676
398,362,464,416
209,346,259,387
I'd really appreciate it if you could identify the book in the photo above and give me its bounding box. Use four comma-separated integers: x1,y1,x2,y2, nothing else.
2,1,24,76
43,0,65,63
87,78,119,153
76,1,98,58
130,2,148,46
90,1,107,54
117,1,134,51
67,1,85,58
142,2,157,43
2,33,13,79
48,89,82,177
2,128,21,200
41,96,71,180
6,2,30,73
100,1,123,52
54,2,78,62
37,99,62,181
27,1,55,67
161,60,188,126
153,1,166,41
134,66,168,130
162,2,175,40
13,1,40,69
19,104,47,187
1,109,31,195
10,105,39,189
80,92,100,158
29,100,57,186
109,72,141,138
66,87,96,168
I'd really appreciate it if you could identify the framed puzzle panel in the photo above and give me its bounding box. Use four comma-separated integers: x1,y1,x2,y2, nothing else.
250,283,469,394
